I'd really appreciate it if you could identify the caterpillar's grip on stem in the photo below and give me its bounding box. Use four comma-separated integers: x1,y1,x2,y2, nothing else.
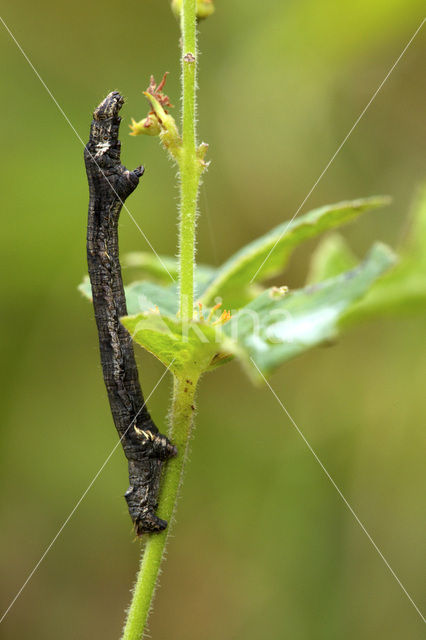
84,92,177,534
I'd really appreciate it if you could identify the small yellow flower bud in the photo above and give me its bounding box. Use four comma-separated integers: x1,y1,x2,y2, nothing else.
269,286,289,299
130,74,182,161
129,114,161,137
171,0,215,20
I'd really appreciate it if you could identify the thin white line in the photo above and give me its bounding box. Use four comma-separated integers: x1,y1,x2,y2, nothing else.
0,15,175,283
250,18,426,284
0,361,174,625
250,358,425,624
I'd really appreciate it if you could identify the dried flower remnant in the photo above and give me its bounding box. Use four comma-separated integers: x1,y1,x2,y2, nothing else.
130,72,209,173
130,73,182,161
130,73,173,136
146,72,174,111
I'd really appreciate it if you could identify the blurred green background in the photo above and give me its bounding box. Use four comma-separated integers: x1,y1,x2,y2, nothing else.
0,1,425,638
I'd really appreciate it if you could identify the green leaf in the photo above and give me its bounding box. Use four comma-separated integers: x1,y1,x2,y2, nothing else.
79,257,217,311
346,186,426,323
121,312,225,379
124,252,179,283
307,186,426,325
223,243,396,380
200,196,390,307
124,251,217,297
121,244,395,382
78,276,92,301
124,282,178,315
78,277,178,316
305,232,358,284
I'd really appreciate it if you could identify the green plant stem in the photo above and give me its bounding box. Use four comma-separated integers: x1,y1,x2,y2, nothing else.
122,375,198,640
178,0,199,320
122,3,200,637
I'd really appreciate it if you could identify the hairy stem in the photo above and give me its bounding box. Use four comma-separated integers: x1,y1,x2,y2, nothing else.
122,376,198,640
122,2,200,637
178,0,199,320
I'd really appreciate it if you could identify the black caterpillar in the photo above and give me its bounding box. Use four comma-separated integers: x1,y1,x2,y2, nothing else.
84,91,177,534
